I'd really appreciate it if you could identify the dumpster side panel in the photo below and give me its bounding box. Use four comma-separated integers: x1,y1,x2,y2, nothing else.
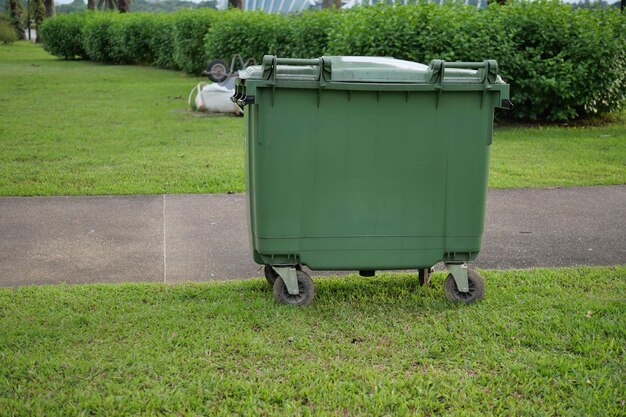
248,85,495,269
245,104,264,264
440,92,493,261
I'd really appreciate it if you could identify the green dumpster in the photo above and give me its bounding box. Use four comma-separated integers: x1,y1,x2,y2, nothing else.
233,55,511,306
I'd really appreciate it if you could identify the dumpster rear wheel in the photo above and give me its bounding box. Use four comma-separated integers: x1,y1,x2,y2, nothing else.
264,264,302,287
273,270,314,306
443,269,485,303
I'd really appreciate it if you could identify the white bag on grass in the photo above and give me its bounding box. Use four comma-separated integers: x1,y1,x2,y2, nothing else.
189,82,242,115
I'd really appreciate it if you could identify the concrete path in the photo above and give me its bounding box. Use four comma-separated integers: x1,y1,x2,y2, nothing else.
1,185,624,287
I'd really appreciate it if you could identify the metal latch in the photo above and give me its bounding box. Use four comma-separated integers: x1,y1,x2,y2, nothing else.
231,84,255,107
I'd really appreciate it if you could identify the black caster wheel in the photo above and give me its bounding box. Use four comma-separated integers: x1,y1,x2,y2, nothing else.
273,270,315,306
205,59,229,83
264,264,279,287
443,269,485,303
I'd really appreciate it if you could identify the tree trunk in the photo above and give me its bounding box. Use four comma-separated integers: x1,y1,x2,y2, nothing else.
88,0,96,10
44,0,55,17
118,0,129,12
34,0,46,43
323,0,341,9
8,0,26,40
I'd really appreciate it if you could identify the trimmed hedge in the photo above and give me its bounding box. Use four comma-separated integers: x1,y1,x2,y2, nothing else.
40,12,92,59
172,9,219,75
82,13,118,63
41,11,180,70
204,10,291,66
499,1,626,120
146,13,179,70
286,9,342,59
108,13,155,65
327,2,626,121
40,3,626,121
204,9,341,65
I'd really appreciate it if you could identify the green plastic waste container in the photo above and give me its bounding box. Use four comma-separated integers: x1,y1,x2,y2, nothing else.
233,55,511,306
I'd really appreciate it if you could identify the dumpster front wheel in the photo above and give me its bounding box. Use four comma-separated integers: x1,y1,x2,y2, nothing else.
273,270,314,306
264,264,302,287
443,269,485,303
264,265,279,287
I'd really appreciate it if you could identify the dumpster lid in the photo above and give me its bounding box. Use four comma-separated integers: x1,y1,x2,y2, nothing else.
324,56,433,83
239,56,501,85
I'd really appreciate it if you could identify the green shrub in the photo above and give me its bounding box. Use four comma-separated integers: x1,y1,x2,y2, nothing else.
576,8,626,119
204,10,290,68
82,13,118,63
327,4,510,65
145,13,179,70
0,22,17,44
41,3,625,121
327,2,625,121
85,13,164,66
286,9,341,59
495,1,626,121
173,9,219,75
109,13,155,65
0,13,17,44
327,4,434,61
40,12,92,59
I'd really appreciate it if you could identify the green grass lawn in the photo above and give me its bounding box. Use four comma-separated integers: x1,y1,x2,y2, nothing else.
1,41,625,196
0,42,243,196
491,122,626,188
0,266,624,415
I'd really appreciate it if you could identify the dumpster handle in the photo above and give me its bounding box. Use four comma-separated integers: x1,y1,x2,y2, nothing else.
428,60,499,85
262,55,322,85
275,58,321,66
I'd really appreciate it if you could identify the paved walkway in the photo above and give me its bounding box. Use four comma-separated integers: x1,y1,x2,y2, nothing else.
1,185,624,287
